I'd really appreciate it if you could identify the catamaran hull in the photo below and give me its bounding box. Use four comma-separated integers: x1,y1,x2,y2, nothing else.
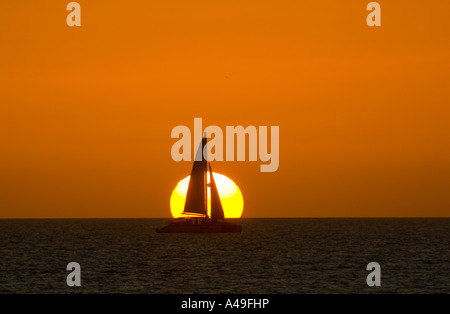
156,223,242,233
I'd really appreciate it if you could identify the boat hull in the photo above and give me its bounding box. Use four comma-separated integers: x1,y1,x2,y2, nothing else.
156,221,242,233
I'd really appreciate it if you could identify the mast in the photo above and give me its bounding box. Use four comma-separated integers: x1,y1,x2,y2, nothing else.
204,134,207,216
182,135,208,216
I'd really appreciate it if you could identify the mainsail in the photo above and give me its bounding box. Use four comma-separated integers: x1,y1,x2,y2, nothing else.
182,137,207,216
209,163,225,221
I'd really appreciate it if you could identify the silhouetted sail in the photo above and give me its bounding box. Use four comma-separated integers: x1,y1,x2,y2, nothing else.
209,164,225,221
156,134,242,233
183,137,207,216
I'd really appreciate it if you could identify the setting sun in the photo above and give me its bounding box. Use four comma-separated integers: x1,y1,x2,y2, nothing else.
170,172,244,218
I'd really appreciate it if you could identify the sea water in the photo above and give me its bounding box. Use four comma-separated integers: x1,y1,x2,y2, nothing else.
0,218,448,293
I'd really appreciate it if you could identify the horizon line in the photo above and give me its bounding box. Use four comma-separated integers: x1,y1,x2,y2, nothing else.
0,217,448,219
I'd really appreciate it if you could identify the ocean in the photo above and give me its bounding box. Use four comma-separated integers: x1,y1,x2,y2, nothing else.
0,218,448,293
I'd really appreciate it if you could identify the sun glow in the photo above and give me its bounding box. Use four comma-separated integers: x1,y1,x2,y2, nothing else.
170,172,244,218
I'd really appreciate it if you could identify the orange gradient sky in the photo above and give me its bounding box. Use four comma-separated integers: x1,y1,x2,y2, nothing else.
0,1,449,218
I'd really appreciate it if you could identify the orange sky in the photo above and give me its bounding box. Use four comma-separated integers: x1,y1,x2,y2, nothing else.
0,1,449,218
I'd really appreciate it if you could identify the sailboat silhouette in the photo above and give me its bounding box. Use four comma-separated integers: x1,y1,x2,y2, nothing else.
156,135,242,233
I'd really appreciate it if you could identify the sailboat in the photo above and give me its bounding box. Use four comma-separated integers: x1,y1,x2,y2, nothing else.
156,135,242,233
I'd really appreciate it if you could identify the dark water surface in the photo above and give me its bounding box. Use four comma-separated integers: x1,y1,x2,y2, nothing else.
0,218,448,293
